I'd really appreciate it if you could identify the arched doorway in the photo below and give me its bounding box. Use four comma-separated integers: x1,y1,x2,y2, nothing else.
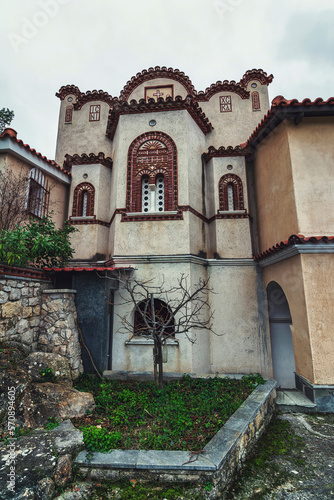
267,282,296,388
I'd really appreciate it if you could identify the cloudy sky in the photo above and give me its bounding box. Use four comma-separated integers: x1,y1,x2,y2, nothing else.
1,0,333,160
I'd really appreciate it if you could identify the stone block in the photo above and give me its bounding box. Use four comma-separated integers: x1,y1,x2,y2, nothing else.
10,288,22,300
28,297,39,306
21,306,33,318
0,291,9,304
54,454,72,487
17,318,29,334
33,305,41,315
2,301,22,318
21,330,34,345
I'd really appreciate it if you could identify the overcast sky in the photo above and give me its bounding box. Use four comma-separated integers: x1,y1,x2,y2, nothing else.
1,0,333,160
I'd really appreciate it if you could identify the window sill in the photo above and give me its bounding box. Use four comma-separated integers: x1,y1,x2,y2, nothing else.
125,211,179,217
125,338,179,346
70,216,95,220
218,210,246,215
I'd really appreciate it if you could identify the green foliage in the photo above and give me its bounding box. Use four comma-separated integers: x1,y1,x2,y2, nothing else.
39,367,57,383
74,374,264,453
45,417,59,430
82,426,122,452
94,480,197,500
0,108,14,132
0,213,76,267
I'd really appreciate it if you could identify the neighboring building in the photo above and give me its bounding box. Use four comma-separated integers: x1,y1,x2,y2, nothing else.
2,67,334,410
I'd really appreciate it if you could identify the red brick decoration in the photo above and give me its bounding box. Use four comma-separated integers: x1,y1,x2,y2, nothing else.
252,91,261,111
72,182,95,217
89,104,101,121
65,106,73,123
124,132,179,220
196,82,249,101
219,174,245,212
220,96,232,112
63,152,113,171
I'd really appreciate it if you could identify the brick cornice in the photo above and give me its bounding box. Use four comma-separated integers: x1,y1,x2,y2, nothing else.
195,82,250,101
56,85,81,100
74,90,116,110
63,152,113,171
203,145,248,163
254,235,334,261
106,96,213,139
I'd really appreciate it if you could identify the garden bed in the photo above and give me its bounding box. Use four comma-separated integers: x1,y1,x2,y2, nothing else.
73,374,265,452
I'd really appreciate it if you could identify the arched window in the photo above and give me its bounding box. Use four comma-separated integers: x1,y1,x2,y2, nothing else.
26,168,50,218
127,132,177,214
72,182,95,217
252,91,261,111
219,174,245,212
134,298,175,337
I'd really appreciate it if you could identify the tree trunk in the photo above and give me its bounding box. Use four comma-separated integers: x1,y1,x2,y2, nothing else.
156,340,164,390
153,346,158,387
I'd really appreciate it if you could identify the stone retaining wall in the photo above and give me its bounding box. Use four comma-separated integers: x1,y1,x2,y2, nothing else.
39,290,83,379
76,380,277,499
0,275,52,350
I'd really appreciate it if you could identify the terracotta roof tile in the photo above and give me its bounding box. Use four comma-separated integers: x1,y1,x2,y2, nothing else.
0,128,70,177
254,235,334,261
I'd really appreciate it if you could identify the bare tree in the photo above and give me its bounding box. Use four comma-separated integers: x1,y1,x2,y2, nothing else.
0,168,29,230
115,274,217,389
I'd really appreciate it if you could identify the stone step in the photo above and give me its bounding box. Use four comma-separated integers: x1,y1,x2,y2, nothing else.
275,390,317,413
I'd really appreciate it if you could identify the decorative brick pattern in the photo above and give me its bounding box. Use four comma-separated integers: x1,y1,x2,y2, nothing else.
89,105,101,121
196,83,249,101
238,69,274,88
252,91,261,110
203,145,248,163
220,95,232,112
125,132,178,215
72,182,95,217
65,106,73,123
219,174,245,212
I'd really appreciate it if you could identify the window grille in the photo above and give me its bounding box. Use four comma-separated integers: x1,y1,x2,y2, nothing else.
227,183,234,211
155,175,164,212
27,168,50,218
142,176,150,213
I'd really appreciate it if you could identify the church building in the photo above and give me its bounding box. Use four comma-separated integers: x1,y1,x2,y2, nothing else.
1,67,333,410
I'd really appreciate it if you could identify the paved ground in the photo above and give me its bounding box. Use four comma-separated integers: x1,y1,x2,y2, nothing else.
227,410,334,499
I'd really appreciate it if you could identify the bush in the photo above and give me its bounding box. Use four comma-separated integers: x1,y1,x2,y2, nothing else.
0,214,76,267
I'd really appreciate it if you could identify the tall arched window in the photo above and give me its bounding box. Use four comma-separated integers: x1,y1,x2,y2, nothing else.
127,132,177,214
72,182,95,217
26,168,50,218
134,298,175,337
219,174,245,212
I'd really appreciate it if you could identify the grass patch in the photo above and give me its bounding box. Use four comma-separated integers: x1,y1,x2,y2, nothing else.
73,373,264,452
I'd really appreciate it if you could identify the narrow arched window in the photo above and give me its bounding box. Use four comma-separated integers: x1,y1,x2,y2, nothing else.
155,175,164,212
127,132,178,214
72,182,95,217
219,174,245,213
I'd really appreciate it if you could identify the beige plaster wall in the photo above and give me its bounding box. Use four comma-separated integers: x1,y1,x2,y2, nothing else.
300,253,334,384
287,117,334,236
55,96,113,165
208,264,271,376
254,123,298,253
112,262,204,373
262,255,314,383
215,218,253,258
69,223,109,261
1,152,68,229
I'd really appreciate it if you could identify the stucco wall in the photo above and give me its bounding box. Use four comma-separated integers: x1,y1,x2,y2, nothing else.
300,253,334,384
253,123,298,253
287,117,334,237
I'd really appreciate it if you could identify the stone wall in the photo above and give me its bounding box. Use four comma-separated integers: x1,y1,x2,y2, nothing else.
0,275,52,350
39,290,83,379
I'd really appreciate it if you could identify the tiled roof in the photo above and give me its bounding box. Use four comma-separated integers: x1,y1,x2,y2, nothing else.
254,235,334,261
238,69,274,87
195,81,249,101
0,128,70,177
248,96,334,147
106,96,213,139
